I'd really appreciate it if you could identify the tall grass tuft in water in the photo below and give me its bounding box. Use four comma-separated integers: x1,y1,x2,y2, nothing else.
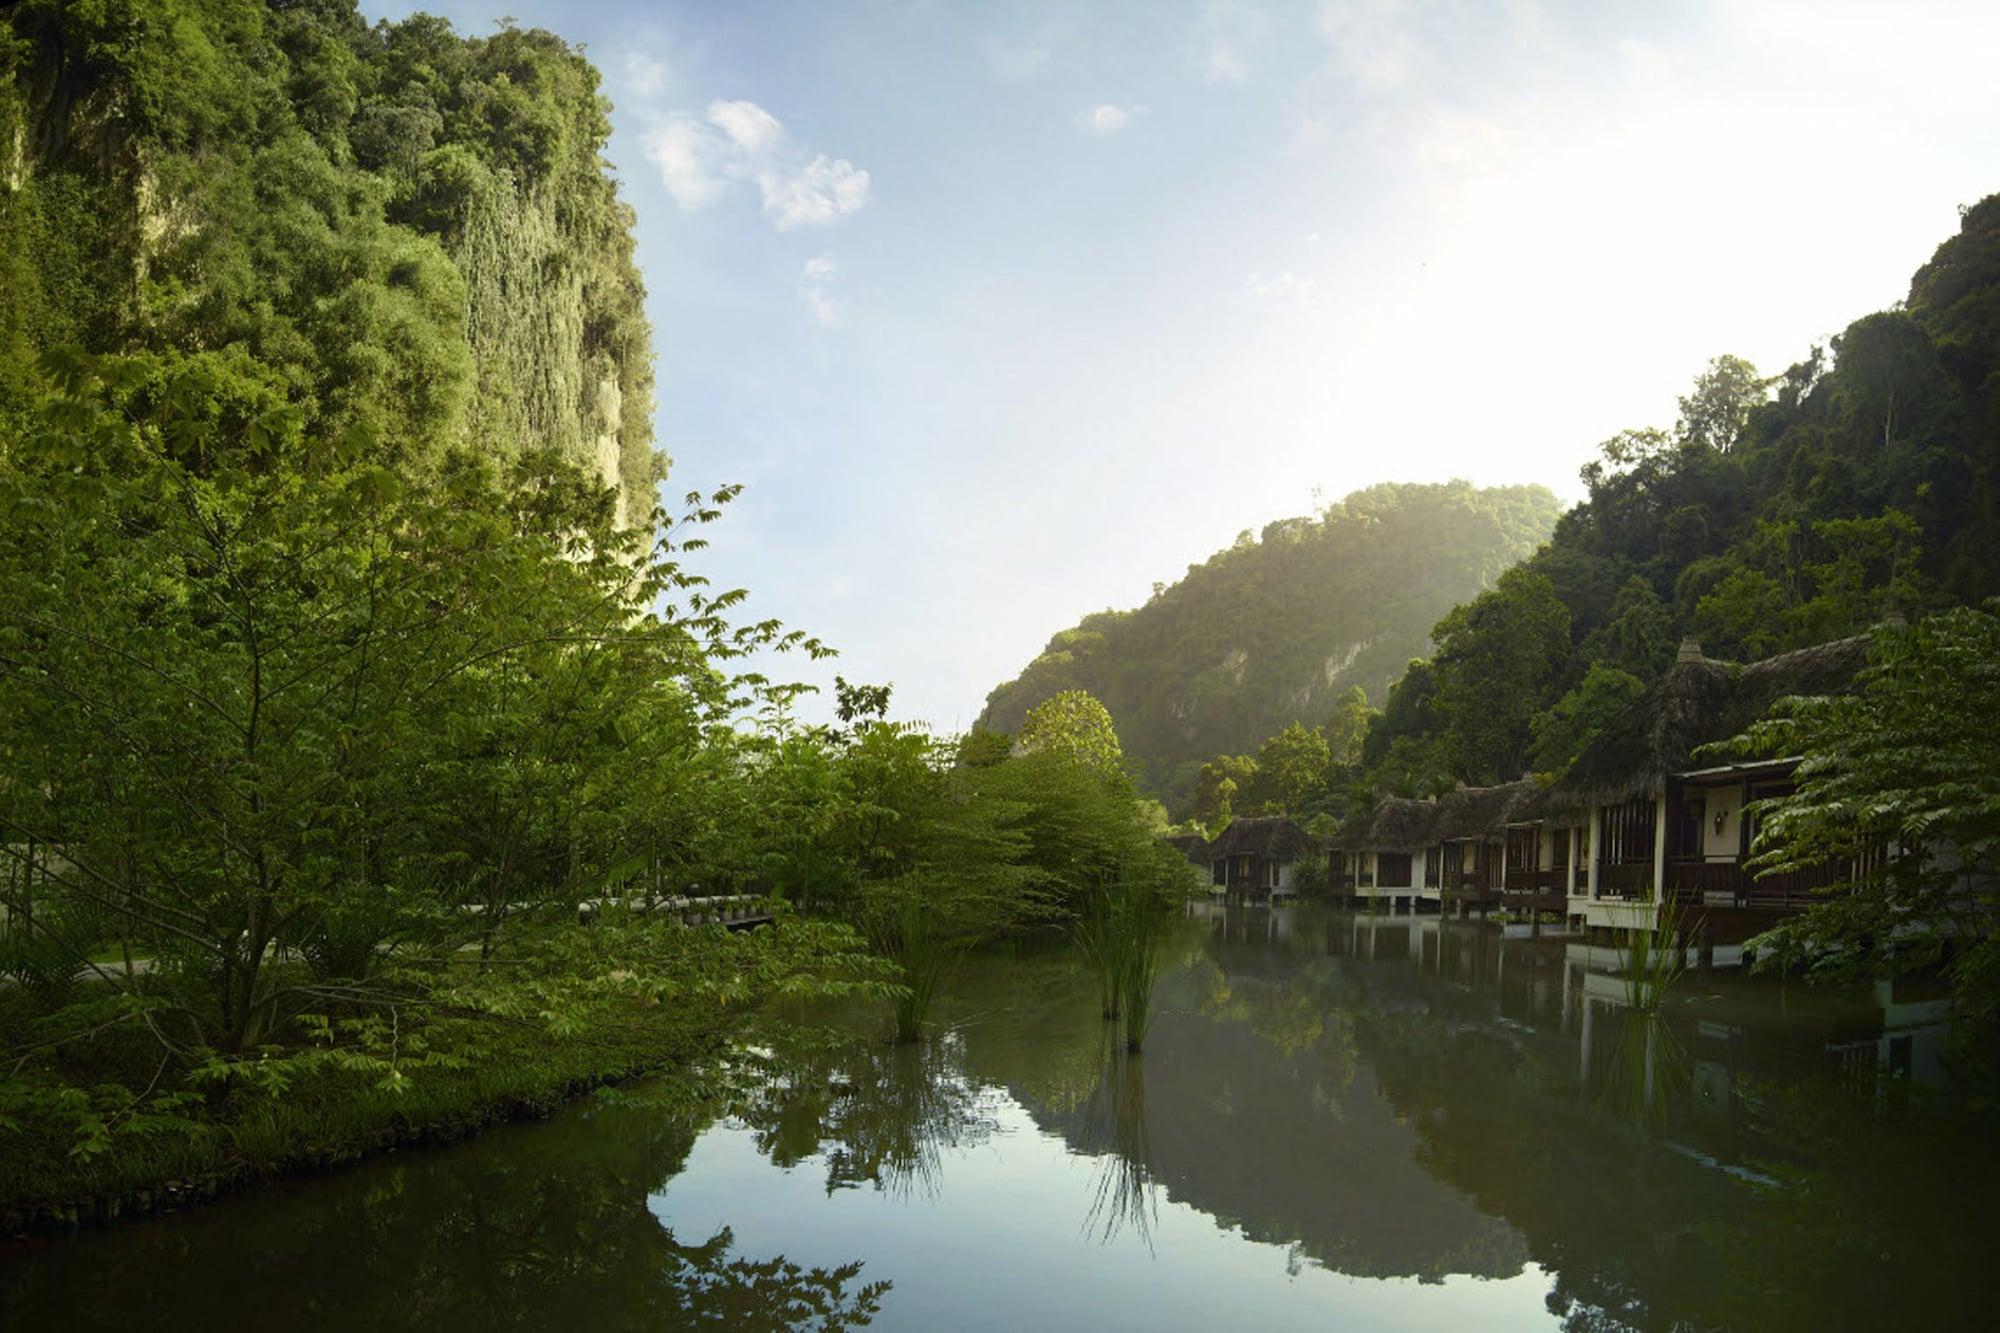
1075,850,1188,1053
1600,895,1692,1130
880,898,951,1044
1118,925,1167,1054
1623,893,1688,1014
1074,884,1124,1021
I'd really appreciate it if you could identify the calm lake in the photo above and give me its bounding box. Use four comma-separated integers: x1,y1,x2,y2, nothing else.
3,903,1992,1331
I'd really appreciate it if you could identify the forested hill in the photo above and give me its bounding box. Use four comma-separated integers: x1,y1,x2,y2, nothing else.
977,482,1562,801
0,0,658,520
1346,193,2000,802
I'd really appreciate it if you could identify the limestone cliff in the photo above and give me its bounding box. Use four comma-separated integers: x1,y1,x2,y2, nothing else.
0,1,658,520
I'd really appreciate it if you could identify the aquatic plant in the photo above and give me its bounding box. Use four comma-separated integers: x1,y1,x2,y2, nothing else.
1600,1006,1690,1133
1623,895,1688,1015
1081,1041,1157,1247
1073,856,1182,1052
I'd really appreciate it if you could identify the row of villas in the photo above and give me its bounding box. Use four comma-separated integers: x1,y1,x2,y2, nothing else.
1183,632,1877,941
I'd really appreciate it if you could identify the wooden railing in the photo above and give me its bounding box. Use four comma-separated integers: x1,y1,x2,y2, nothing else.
1664,856,1851,908
1591,856,1857,908
1502,867,1561,894
1594,860,1655,900
1440,871,1497,901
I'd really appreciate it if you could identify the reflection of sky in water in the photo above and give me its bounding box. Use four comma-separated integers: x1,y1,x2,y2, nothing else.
651,1098,1559,1332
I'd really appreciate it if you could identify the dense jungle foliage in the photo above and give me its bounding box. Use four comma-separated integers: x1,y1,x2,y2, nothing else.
1164,194,2000,825
977,481,1562,805
0,2,1184,1220
0,0,658,519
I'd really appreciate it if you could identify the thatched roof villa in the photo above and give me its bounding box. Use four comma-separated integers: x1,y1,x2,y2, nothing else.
1319,630,1876,935
1543,633,1872,931
1164,629,1876,939
1198,815,1321,902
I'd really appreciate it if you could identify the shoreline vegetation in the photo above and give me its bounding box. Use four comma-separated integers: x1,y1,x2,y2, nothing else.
1,985,732,1239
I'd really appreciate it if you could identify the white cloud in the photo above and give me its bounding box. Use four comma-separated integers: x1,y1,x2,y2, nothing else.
761,155,872,230
707,98,785,155
1244,270,1318,308
623,52,670,100
1077,103,1140,136
642,115,728,209
1195,2,1269,84
639,99,871,231
1315,0,1419,92
798,252,842,328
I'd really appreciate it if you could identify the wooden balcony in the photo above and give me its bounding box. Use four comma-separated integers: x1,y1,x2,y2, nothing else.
1594,859,1655,900
1440,868,1497,902
1502,867,1562,894
1665,856,1851,908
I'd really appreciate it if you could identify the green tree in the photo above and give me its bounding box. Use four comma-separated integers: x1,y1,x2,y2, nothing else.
1018,689,1124,773
1730,607,2000,1036
1790,510,1923,644
1692,567,1789,660
1528,665,1646,773
1192,754,1258,828
1322,685,1377,768
1675,354,1767,453
1580,576,1674,678
1428,569,1572,782
1254,722,1331,815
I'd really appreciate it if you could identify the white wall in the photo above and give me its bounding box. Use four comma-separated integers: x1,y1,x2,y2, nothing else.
1691,779,1746,860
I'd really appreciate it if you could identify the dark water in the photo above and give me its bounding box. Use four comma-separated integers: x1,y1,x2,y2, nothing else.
4,905,1992,1331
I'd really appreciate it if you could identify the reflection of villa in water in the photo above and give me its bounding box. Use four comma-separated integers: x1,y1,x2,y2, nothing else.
1324,905,1953,1102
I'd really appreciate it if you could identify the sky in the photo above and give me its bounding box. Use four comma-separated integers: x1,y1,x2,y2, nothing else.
359,0,2000,732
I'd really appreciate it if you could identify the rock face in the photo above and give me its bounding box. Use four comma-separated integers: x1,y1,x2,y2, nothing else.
977,481,1561,802
0,2,660,523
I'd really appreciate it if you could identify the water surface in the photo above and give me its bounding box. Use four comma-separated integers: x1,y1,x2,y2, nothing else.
3,905,1989,1331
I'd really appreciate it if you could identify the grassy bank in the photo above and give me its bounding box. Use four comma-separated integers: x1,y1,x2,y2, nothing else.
0,992,734,1238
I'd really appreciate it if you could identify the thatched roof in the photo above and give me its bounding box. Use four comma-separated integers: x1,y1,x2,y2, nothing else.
1163,832,1211,867
1435,780,1539,839
1356,797,1441,853
1549,634,1870,809
1208,815,1318,861
1332,810,1375,853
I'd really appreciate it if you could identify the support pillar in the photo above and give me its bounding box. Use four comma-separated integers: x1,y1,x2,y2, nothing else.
1587,808,1603,899
1652,791,1669,903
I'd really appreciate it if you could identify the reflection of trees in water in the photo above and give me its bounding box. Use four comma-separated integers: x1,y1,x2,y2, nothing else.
1352,983,2000,1333
1079,1039,1157,1248
658,1227,891,1331
735,1028,998,1199
1189,918,1363,1079
1,1096,888,1331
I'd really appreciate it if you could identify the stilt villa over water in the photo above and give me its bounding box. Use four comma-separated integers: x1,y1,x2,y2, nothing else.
1193,815,1320,903
1318,630,1884,950
1541,633,1873,935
